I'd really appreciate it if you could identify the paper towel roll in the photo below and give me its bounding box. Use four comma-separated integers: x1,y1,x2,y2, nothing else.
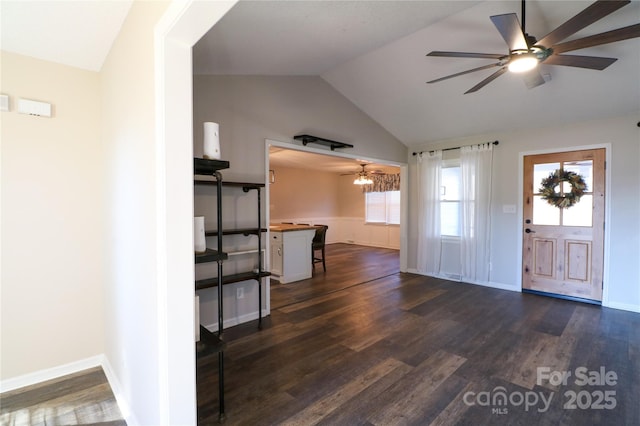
194,216,206,254
203,122,221,159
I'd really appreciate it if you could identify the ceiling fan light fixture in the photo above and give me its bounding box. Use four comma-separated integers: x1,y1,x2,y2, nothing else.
508,52,538,73
354,175,373,185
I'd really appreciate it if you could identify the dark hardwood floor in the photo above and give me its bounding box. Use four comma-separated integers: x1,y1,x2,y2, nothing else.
0,366,124,426
5,244,638,425
270,243,400,309
198,244,640,425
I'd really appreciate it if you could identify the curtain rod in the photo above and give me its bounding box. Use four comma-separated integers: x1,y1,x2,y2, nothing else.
412,140,499,156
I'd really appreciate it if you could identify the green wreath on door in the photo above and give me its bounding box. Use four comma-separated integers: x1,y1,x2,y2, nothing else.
539,169,587,209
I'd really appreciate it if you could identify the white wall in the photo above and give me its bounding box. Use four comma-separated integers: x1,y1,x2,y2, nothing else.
0,52,105,380
408,113,640,311
100,1,169,424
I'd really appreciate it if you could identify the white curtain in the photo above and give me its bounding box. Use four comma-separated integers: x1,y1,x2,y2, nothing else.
460,143,493,282
417,150,442,275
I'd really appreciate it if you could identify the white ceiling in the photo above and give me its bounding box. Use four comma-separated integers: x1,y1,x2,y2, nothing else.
193,0,479,75
0,0,132,71
2,0,638,147
195,0,640,145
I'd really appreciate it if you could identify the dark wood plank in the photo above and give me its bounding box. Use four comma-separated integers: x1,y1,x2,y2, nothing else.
270,243,400,309
0,367,125,425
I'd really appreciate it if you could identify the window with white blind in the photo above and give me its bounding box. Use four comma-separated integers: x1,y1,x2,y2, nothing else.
441,164,461,236
365,191,400,224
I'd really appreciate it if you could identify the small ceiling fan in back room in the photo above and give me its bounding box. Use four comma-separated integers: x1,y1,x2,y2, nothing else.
342,164,386,185
426,0,640,94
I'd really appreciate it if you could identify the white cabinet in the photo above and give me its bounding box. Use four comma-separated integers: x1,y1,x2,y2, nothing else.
270,233,283,276
270,228,315,283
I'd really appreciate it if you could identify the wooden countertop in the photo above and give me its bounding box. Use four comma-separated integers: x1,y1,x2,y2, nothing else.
269,224,319,232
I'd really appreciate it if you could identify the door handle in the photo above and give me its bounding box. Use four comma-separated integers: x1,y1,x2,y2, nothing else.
525,228,536,234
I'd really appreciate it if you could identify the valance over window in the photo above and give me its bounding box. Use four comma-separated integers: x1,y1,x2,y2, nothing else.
363,173,400,193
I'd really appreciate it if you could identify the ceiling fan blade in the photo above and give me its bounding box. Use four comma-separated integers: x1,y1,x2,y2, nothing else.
427,63,502,84
537,0,630,48
543,54,617,70
427,51,505,59
522,69,546,89
551,23,640,54
490,13,528,51
465,67,508,94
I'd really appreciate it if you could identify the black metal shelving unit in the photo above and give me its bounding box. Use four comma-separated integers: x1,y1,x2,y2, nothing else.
194,157,228,423
194,179,270,328
194,158,271,422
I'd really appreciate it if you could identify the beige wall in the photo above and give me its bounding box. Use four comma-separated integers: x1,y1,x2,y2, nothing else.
338,174,365,218
270,167,340,219
270,166,388,221
0,51,105,379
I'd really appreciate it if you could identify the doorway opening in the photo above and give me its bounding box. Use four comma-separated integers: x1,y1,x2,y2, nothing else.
265,140,407,308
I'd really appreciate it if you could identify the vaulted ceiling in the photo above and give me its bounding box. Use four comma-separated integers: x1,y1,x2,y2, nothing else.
3,1,639,147
195,0,640,145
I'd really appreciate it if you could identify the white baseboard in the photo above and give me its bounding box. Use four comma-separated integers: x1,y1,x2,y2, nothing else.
405,269,520,292
0,355,103,393
465,279,521,292
604,300,640,313
205,309,269,331
101,355,138,426
0,354,137,426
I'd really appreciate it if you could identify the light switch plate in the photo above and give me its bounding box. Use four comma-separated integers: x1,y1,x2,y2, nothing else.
503,204,517,214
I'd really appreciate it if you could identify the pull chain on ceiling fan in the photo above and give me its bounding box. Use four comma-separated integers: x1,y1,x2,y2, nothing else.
426,0,640,94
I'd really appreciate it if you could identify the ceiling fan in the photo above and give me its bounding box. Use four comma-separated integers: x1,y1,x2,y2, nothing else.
342,164,385,185
426,0,640,94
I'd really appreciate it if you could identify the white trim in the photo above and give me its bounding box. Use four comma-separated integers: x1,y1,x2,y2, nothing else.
154,1,238,425
405,269,520,292
0,355,103,393
266,138,405,168
605,301,640,314
399,162,409,272
517,143,612,305
204,309,271,331
102,355,137,426
0,355,137,425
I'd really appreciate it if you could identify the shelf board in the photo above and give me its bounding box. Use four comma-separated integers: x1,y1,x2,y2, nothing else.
196,326,225,358
194,158,230,175
195,249,228,264
196,271,272,290
194,180,265,190
293,134,354,151
222,182,265,190
205,228,267,237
